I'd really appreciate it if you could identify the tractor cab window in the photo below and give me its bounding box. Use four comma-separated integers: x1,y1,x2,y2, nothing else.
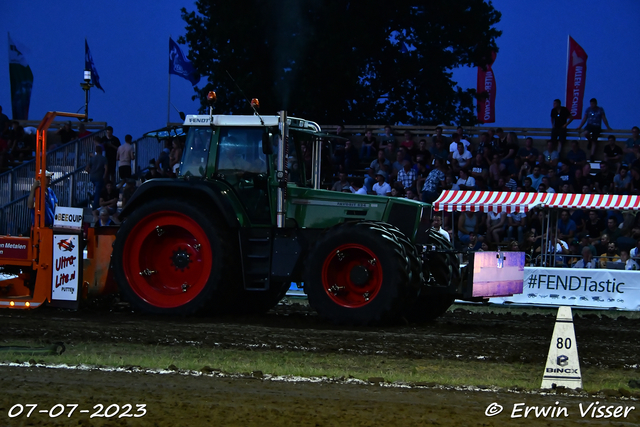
217,127,269,222
180,127,212,178
288,136,305,186
217,127,267,174
270,133,305,187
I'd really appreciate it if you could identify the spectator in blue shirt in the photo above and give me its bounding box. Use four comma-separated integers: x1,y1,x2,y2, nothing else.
623,126,640,165
526,165,545,190
421,158,447,203
430,140,449,161
613,165,632,194
576,98,611,161
565,141,587,171
517,137,539,164
557,210,577,242
27,171,58,227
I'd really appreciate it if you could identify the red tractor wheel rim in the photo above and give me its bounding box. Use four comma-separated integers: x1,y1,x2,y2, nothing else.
122,211,213,308
321,243,383,308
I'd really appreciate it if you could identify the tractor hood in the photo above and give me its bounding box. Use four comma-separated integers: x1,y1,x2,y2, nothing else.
286,187,425,241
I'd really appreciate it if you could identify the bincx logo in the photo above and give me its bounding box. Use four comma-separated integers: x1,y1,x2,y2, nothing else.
546,368,578,374
557,355,569,367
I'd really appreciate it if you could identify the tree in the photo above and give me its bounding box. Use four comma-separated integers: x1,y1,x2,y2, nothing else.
181,0,501,126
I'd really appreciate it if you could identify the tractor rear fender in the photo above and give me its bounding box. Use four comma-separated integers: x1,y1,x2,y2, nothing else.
120,179,240,229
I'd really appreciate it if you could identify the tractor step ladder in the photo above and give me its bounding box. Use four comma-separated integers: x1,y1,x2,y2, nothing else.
240,229,272,291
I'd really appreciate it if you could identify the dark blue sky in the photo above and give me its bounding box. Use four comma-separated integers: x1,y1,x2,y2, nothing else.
1,1,639,139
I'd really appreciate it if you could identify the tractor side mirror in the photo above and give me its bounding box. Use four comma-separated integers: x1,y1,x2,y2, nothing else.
262,128,273,155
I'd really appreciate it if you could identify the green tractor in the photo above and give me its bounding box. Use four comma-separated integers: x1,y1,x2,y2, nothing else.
112,109,523,325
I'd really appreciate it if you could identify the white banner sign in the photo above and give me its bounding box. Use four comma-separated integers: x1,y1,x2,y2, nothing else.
53,207,83,230
492,267,640,311
51,234,80,302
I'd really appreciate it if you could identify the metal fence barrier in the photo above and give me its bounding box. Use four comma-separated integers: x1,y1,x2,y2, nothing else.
0,167,94,236
532,253,639,269
133,136,163,176
0,132,163,235
0,131,106,206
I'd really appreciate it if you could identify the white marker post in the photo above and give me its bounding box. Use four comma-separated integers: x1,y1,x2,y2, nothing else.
541,306,582,389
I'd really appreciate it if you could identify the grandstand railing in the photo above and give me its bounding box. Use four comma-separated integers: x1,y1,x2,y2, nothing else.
0,167,93,236
133,135,163,174
317,124,635,141
0,132,164,235
0,131,106,207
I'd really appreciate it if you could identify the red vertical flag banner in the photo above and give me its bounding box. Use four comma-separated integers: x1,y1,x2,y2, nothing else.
477,51,497,124
565,36,588,120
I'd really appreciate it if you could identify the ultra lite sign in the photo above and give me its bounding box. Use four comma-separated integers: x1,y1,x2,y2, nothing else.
51,234,80,302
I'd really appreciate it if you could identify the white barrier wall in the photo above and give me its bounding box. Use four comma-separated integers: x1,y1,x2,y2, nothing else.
491,267,640,311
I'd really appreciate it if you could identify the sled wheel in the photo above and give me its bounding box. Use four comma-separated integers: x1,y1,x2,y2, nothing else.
235,282,291,314
113,199,225,315
406,294,455,322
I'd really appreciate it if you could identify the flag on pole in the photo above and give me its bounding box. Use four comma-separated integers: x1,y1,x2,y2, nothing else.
477,51,497,124
169,37,200,86
85,39,104,92
8,33,34,120
565,36,587,120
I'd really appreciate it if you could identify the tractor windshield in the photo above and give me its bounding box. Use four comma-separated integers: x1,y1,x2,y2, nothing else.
180,127,213,178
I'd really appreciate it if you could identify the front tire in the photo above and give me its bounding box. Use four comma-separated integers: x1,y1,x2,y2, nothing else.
305,222,412,325
112,199,227,315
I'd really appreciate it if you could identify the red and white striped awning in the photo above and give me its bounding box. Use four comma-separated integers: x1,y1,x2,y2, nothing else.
433,191,640,213
545,193,640,210
433,190,548,213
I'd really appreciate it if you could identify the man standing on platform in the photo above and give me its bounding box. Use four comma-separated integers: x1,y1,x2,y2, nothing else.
86,145,108,211
550,99,573,154
116,134,135,181
576,98,611,161
101,126,121,183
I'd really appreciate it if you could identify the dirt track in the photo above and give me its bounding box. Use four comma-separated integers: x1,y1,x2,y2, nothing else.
2,302,639,367
1,302,640,426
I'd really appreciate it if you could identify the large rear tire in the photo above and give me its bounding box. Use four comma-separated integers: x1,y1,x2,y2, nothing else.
305,222,413,325
112,198,228,315
407,228,459,322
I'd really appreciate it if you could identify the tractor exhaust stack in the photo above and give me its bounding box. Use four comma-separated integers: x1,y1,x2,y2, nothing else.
276,110,288,228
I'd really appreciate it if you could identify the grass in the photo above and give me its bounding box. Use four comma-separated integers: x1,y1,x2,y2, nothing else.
1,340,637,393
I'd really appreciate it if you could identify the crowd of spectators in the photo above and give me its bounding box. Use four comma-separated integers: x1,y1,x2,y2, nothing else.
0,105,94,172
0,104,183,228
0,110,37,171
86,133,185,225
323,100,640,269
